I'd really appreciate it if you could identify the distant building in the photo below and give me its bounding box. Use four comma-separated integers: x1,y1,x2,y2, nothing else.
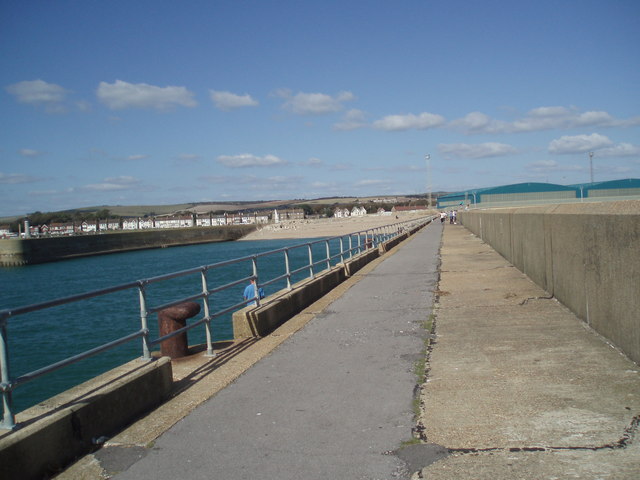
436,179,640,209
351,206,367,216
274,208,305,221
155,215,194,229
391,206,429,213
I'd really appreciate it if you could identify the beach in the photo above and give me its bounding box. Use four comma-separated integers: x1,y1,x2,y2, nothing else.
240,211,434,240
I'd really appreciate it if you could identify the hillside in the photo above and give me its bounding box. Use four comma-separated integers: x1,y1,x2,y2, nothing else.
0,194,440,224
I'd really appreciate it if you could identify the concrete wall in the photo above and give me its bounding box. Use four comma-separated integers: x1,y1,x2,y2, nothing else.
0,225,257,266
460,200,640,364
0,356,172,480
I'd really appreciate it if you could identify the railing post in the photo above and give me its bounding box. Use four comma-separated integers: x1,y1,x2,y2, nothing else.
284,248,292,290
201,268,215,357
0,312,15,430
348,235,353,258
138,281,151,360
339,237,344,264
307,243,314,279
325,239,331,271
252,256,260,307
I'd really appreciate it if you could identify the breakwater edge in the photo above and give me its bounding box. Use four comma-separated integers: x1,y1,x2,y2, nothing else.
0,224,257,266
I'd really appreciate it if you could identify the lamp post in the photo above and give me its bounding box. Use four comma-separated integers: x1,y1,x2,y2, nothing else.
589,151,594,183
425,154,431,207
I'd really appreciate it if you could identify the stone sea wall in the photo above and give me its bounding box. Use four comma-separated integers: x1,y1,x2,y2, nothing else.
0,225,257,266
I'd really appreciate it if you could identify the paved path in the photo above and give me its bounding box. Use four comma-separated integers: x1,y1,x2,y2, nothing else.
408,224,640,479
111,224,443,479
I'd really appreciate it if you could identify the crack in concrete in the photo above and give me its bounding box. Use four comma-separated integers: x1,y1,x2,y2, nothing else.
519,294,554,305
406,415,640,479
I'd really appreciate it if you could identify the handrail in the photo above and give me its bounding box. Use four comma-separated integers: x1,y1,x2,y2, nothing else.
0,215,434,429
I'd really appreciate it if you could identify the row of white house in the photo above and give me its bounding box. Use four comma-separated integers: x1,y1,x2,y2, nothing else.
24,209,304,237
334,206,368,218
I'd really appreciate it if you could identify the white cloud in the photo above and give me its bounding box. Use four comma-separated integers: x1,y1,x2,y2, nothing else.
83,176,140,191
311,181,336,188
373,112,445,131
282,91,355,115
333,109,367,131
244,175,303,192
572,110,617,127
127,154,148,161
210,90,258,110
0,172,42,184
449,112,507,134
452,106,633,135
97,80,197,110
513,107,618,132
597,143,640,157
526,159,560,172
216,153,287,168
6,79,69,113
548,133,613,154
303,157,324,167
438,142,517,159
176,153,201,162
19,149,44,157
525,159,583,173
355,179,387,186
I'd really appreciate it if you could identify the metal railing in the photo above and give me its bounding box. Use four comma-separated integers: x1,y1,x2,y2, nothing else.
0,215,433,429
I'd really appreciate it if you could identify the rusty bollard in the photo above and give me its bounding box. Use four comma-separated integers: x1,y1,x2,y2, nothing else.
157,302,201,358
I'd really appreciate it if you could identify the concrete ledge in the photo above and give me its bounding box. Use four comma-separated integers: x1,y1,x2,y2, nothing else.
233,266,347,338
0,356,173,480
344,248,380,276
379,232,409,253
460,200,640,364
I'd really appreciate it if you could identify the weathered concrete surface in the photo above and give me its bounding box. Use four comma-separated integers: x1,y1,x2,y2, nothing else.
0,356,173,480
459,200,640,364
416,224,640,479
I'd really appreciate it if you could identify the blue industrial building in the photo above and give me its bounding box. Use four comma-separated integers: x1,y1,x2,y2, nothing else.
437,178,640,210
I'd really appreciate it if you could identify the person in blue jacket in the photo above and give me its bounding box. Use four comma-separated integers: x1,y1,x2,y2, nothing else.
243,278,264,305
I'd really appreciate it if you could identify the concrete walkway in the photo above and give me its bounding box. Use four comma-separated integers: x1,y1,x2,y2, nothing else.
408,224,640,479
58,222,640,479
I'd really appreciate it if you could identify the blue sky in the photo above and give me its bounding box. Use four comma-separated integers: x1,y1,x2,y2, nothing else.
1,0,639,217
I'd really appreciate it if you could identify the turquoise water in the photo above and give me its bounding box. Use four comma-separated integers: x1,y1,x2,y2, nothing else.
0,237,344,414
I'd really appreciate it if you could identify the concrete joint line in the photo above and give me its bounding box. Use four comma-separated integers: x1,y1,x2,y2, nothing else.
448,413,639,453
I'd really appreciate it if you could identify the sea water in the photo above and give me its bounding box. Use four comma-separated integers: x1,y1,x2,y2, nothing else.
0,237,337,414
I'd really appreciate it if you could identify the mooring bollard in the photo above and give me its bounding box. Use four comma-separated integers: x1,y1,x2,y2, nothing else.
157,302,201,358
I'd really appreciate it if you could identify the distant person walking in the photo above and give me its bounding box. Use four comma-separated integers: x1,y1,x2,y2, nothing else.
243,278,264,306
448,210,454,224
452,210,457,224
440,212,446,224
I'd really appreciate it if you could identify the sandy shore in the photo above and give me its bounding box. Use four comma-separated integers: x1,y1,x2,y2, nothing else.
240,212,433,241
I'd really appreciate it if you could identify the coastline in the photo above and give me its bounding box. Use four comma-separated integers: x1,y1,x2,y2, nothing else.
240,212,433,241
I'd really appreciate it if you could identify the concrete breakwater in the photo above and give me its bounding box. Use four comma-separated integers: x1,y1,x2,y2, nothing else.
459,200,640,364
0,225,257,266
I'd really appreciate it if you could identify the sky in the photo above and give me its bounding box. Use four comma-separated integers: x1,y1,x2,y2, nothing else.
1,0,639,217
